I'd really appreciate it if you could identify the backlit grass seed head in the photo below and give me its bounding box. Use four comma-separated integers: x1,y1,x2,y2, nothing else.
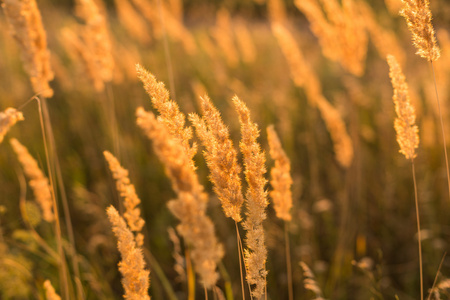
136,64,197,161
10,138,54,222
299,262,325,300
107,206,150,300
43,280,61,300
267,125,292,221
233,96,268,299
0,108,24,143
104,151,145,247
76,0,115,87
2,0,54,97
400,0,440,61
189,95,244,222
387,54,419,159
136,108,223,288
315,96,354,168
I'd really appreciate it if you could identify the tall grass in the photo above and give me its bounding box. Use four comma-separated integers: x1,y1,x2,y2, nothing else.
1,0,450,299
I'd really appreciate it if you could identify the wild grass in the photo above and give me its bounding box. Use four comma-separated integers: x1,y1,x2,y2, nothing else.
1,0,450,299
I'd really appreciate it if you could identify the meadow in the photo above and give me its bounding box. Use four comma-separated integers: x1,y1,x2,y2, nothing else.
1,0,450,299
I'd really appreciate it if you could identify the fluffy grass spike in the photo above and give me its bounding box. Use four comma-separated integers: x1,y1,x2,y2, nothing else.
0,108,24,143
400,0,440,62
136,108,224,288
233,96,268,299
2,0,54,97
107,205,150,300
267,125,293,221
43,280,61,300
10,138,54,223
189,95,244,222
104,150,145,247
387,55,419,159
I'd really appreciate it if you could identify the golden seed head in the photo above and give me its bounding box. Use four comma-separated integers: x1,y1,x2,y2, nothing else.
267,125,293,221
43,280,61,300
0,108,24,143
400,0,440,61
10,138,54,222
233,95,268,299
104,151,145,246
107,206,150,300
387,54,419,159
189,95,244,222
2,0,54,97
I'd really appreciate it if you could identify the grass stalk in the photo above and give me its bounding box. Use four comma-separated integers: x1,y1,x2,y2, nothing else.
284,221,293,300
143,249,178,300
186,248,196,300
235,221,246,300
427,252,446,300
36,97,71,300
430,62,450,202
218,263,234,300
106,83,120,158
411,159,423,300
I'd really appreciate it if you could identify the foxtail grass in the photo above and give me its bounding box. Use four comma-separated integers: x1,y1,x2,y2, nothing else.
387,54,422,300
0,108,23,143
107,205,150,300
399,0,450,205
267,125,293,300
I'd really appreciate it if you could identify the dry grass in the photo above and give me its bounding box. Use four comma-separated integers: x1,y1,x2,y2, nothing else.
1,0,450,299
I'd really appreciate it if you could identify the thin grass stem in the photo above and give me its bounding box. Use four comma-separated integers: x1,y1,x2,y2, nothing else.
143,249,178,300
186,248,196,300
430,62,450,202
427,252,446,300
37,97,70,299
235,221,246,300
411,159,423,300
284,221,293,300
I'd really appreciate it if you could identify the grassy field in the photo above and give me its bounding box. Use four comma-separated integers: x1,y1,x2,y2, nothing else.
1,0,450,299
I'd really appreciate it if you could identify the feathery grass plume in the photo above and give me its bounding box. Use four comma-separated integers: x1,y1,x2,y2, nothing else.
315,96,354,168
299,262,325,300
75,0,114,90
114,0,152,44
0,108,23,143
267,0,287,24
60,28,105,92
212,9,239,68
189,95,244,222
2,0,54,97
10,138,54,222
358,1,406,65
400,0,440,61
234,21,257,64
267,125,292,221
294,0,367,76
431,278,450,299
271,22,309,88
107,206,150,300
272,23,354,168
387,55,419,159
136,64,197,161
104,151,145,247
232,96,268,299
136,108,224,288
167,227,186,282
43,280,61,300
